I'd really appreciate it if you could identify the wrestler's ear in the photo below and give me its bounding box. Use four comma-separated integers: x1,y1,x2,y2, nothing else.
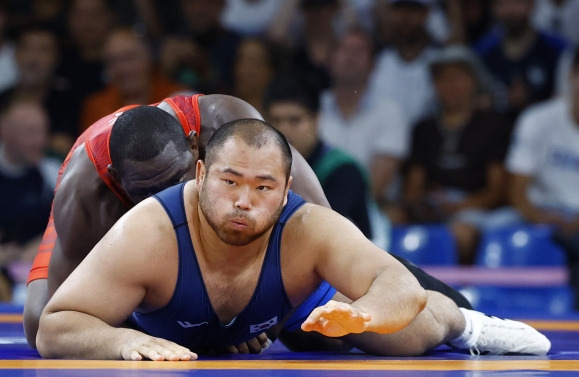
283,176,293,206
187,131,199,152
107,164,120,182
187,130,200,162
195,160,206,190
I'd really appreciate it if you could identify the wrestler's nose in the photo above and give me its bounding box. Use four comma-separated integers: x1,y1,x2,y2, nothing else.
234,186,251,210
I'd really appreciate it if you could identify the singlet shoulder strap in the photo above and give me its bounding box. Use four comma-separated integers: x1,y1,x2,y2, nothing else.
152,182,188,229
277,191,306,225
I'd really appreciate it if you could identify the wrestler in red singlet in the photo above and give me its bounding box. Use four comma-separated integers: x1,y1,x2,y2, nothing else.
27,95,203,283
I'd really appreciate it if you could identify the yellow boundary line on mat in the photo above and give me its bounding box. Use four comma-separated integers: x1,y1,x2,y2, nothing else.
524,320,579,331
0,359,578,371
0,314,22,323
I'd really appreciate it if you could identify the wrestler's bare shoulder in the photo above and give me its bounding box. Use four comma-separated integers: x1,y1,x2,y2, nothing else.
58,145,102,193
283,204,341,241
54,144,121,215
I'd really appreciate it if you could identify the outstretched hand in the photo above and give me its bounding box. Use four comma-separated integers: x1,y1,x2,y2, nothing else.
120,335,198,361
301,300,372,337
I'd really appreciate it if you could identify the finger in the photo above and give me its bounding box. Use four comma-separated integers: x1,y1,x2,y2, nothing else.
225,345,239,354
134,346,164,361
301,315,329,332
244,338,263,354
261,338,273,351
236,342,250,354
147,339,197,361
256,333,269,347
123,350,143,361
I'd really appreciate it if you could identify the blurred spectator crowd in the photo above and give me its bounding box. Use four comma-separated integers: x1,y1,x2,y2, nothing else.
2,0,579,308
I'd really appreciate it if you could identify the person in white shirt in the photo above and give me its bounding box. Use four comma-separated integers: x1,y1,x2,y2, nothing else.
370,0,440,126
506,47,579,310
318,27,410,206
531,0,579,47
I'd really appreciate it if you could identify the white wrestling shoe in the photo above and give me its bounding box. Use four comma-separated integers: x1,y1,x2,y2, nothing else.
465,309,551,356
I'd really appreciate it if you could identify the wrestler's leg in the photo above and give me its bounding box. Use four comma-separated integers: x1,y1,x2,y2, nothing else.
391,254,472,309
23,279,49,348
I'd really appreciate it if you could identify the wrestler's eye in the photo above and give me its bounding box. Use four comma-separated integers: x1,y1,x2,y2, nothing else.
257,186,269,191
224,179,235,186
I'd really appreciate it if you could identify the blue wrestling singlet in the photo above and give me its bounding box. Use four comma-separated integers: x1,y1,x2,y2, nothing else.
128,183,304,351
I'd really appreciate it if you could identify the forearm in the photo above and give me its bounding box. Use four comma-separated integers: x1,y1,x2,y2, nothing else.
459,189,503,211
511,196,548,223
37,310,135,359
350,270,427,334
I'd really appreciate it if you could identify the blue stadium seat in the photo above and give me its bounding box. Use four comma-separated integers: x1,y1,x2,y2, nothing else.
460,285,573,315
389,225,458,266
475,225,566,267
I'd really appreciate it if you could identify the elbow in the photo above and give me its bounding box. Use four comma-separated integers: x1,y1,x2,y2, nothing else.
23,304,41,350
414,286,428,315
36,315,51,358
36,312,60,359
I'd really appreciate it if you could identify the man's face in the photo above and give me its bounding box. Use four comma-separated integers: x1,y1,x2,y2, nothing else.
330,32,374,85
432,63,477,111
234,39,274,97
103,31,151,97
388,2,428,42
0,103,49,166
180,0,225,34
119,142,196,204
197,137,289,246
268,102,318,158
492,0,533,35
16,31,59,87
67,0,114,49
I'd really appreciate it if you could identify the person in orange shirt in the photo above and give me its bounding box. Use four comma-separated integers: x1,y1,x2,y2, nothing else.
79,27,186,132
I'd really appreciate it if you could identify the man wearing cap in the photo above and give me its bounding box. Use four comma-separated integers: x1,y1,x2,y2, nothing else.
398,45,513,264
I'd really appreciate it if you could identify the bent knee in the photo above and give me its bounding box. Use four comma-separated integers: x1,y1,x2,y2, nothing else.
23,279,49,349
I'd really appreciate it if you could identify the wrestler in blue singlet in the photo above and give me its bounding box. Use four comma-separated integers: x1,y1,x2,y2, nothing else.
128,182,334,351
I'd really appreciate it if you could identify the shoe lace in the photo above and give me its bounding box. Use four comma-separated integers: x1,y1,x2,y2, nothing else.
470,329,514,356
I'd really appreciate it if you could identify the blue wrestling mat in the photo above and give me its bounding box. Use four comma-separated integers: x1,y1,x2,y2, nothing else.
1,303,579,377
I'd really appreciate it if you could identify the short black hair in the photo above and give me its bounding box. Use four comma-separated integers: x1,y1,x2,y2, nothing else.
263,73,320,114
109,105,189,175
204,118,292,182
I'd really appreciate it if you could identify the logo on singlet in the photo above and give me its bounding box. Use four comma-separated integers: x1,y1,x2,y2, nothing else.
177,320,209,328
249,316,278,333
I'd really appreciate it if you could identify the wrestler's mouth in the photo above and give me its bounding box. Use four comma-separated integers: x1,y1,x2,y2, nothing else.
230,219,248,229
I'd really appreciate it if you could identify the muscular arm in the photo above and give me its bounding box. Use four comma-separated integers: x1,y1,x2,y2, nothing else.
37,199,194,361
48,146,127,296
284,205,427,336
